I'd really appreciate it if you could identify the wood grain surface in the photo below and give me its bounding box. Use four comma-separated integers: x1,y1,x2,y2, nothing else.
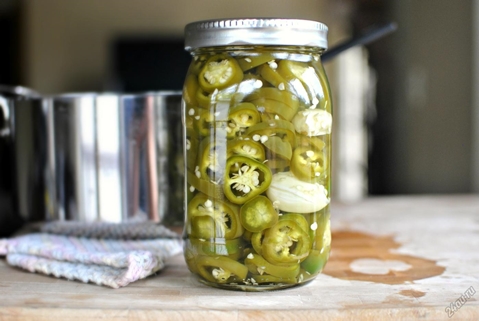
1,195,478,320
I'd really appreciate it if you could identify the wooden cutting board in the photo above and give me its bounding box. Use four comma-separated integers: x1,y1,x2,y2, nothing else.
1,195,478,320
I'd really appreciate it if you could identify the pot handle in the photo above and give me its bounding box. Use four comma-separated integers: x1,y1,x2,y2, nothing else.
0,96,11,138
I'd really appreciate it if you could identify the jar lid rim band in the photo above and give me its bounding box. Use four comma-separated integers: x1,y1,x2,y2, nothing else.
184,18,329,51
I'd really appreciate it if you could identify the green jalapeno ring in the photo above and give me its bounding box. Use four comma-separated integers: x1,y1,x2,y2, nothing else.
290,146,328,183
183,73,199,106
279,213,310,235
240,195,278,233
237,54,275,71
228,102,261,128
187,170,224,199
246,274,297,284
197,135,227,183
245,119,297,148
261,219,311,265
198,54,244,93
300,247,330,275
227,139,266,162
188,237,245,261
245,252,300,279
251,229,267,255
187,193,243,239
223,156,272,205
263,136,293,161
296,134,326,152
196,255,248,284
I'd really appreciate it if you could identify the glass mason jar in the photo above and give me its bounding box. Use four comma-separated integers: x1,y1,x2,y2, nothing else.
182,18,332,291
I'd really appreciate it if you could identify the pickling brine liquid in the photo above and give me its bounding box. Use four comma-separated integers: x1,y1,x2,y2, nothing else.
182,46,332,291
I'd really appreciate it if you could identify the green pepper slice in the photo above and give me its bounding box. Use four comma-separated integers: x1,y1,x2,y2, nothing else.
198,54,244,93
187,193,243,239
263,136,292,161
187,170,224,199
245,253,300,279
228,102,260,128
188,238,244,261
185,128,200,171
264,158,290,171
245,88,299,121
227,139,265,162
279,213,309,234
196,256,248,283
183,73,199,106
258,62,310,104
245,119,296,147
300,247,330,275
296,134,326,151
197,135,227,183
258,62,288,89
262,219,311,265
223,156,272,205
240,195,278,232
247,274,297,284
251,229,267,255
277,60,326,108
290,146,328,182
237,54,275,71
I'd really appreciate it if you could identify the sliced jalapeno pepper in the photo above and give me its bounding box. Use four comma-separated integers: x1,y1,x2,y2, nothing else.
197,135,227,184
196,256,248,283
187,170,224,199
223,156,272,205
185,128,200,171
296,134,326,151
258,62,288,89
189,55,207,76
227,139,265,162
240,195,278,232
194,103,231,137
262,219,311,265
183,73,199,106
187,193,243,239
279,213,309,234
245,253,300,279
290,146,328,182
244,88,299,121
196,88,213,109
251,229,267,255
247,274,297,284
228,102,260,128
198,54,244,93
264,158,290,171
259,62,310,104
263,136,292,161
188,238,245,261
243,229,253,242
237,54,275,71
277,60,325,107
245,119,296,147
300,247,330,274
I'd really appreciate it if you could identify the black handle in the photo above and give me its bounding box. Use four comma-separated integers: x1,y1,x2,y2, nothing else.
322,22,398,62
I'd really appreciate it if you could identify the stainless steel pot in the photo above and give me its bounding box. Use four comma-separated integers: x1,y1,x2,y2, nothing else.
1,92,183,226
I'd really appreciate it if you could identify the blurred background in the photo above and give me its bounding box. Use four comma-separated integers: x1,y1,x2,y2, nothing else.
0,0,478,236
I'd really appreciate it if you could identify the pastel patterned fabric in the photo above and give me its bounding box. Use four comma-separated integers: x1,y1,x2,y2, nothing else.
0,224,183,288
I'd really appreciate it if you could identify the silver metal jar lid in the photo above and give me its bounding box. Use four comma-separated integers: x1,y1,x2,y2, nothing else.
184,18,328,51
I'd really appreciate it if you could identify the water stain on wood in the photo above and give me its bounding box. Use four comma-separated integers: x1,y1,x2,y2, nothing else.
323,231,445,284
399,289,426,298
